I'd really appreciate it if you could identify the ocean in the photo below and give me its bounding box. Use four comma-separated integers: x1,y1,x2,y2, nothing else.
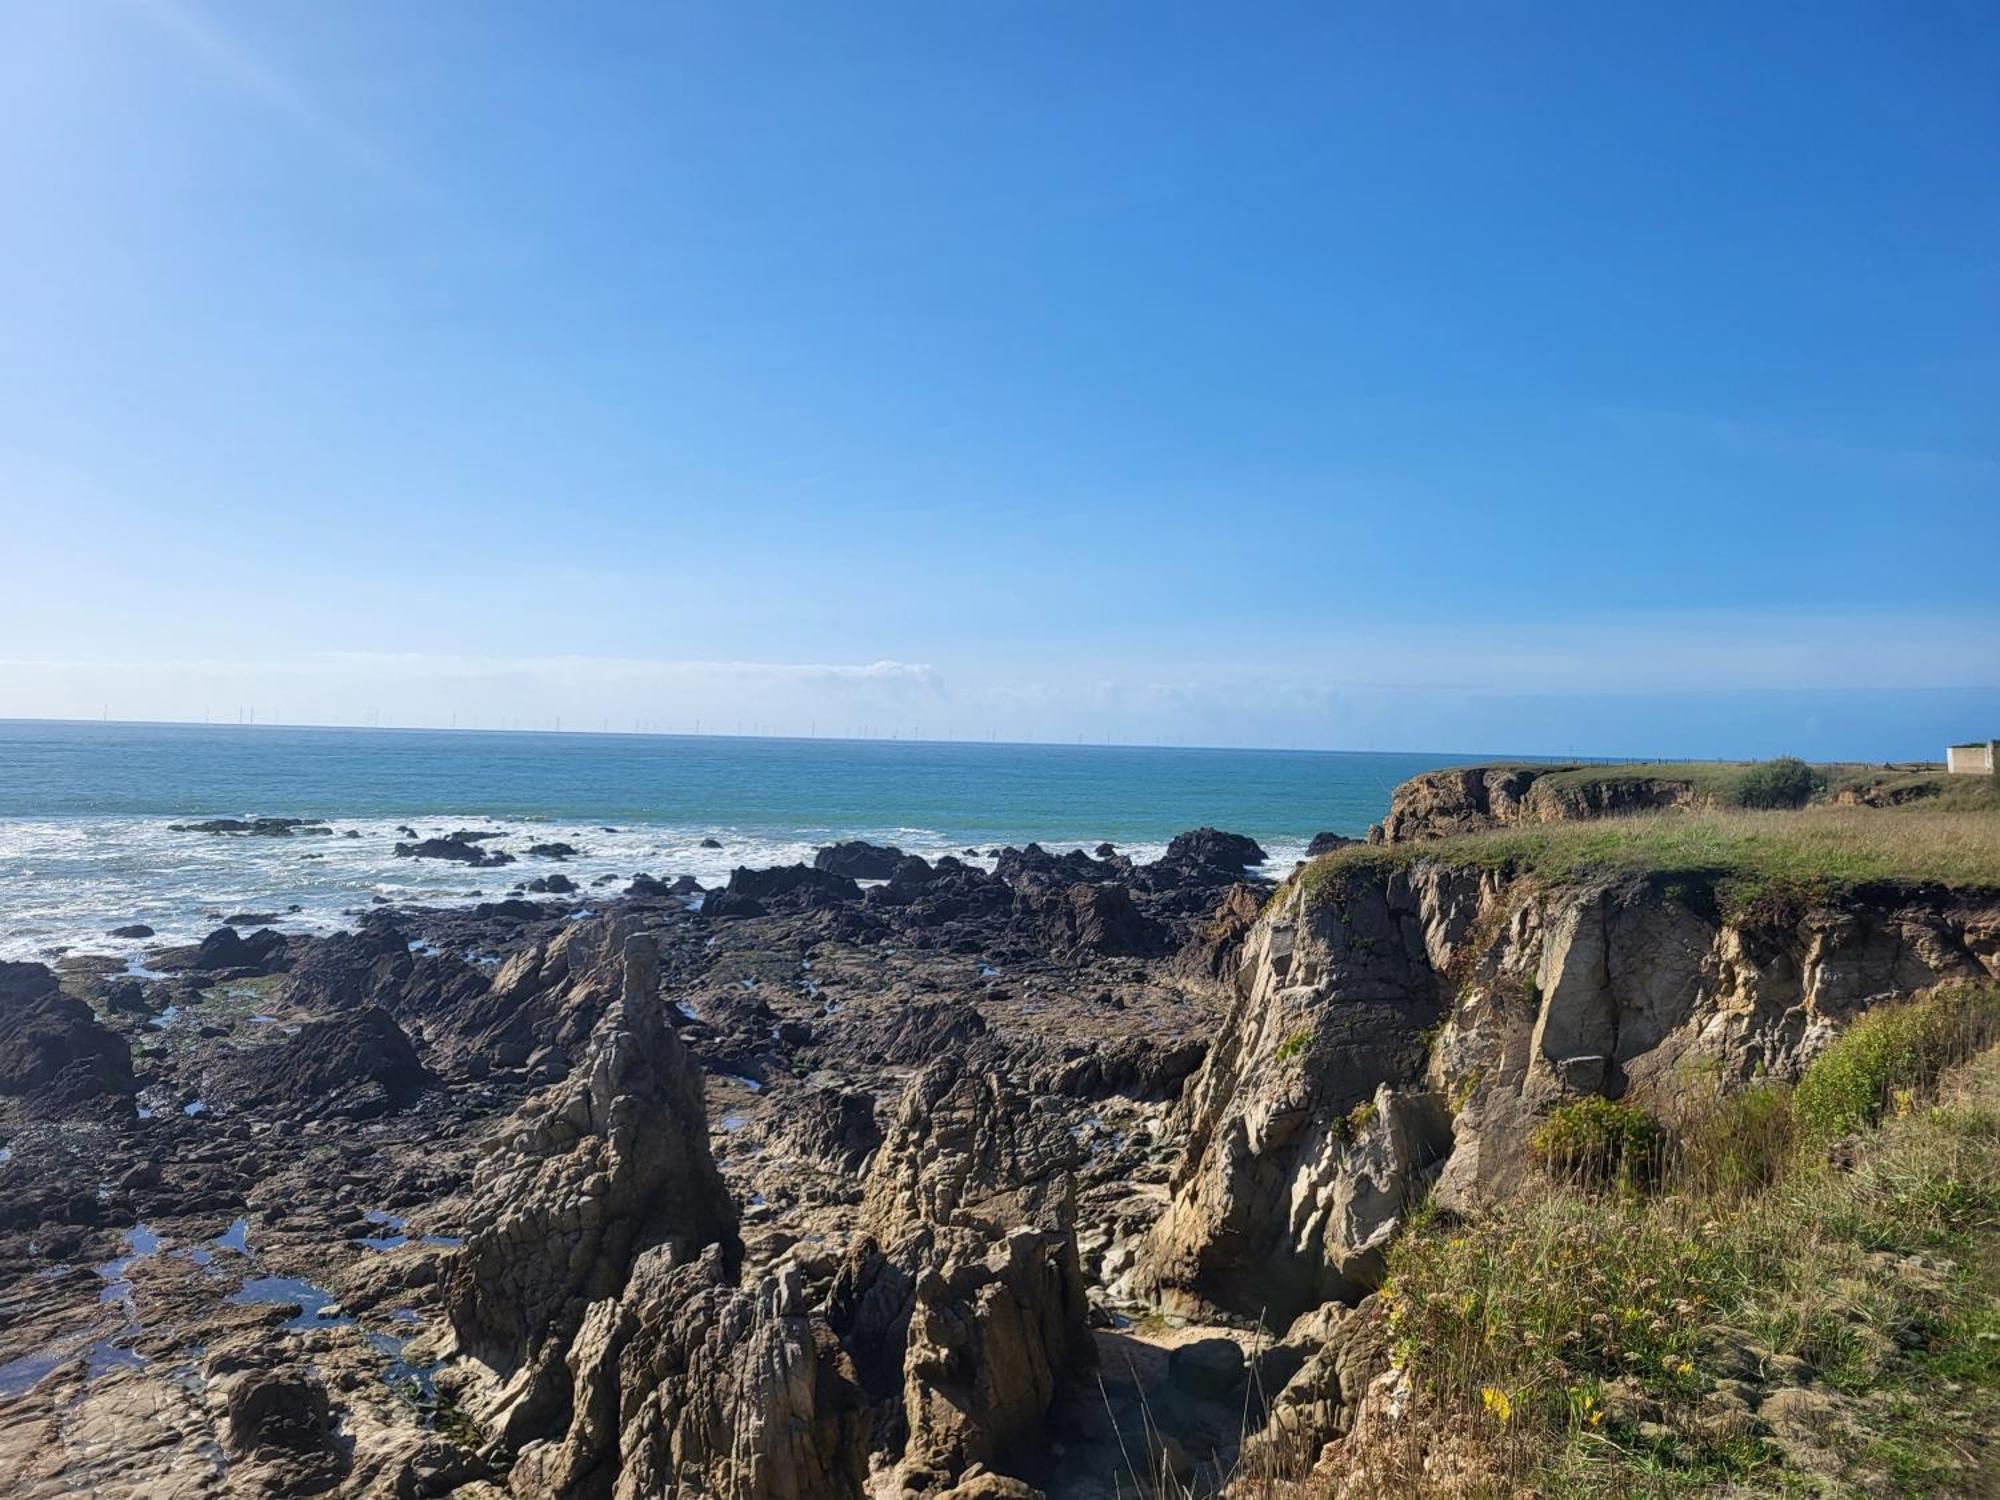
0,719,1483,962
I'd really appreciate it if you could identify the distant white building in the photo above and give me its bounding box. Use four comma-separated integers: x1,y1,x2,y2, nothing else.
1947,740,1997,775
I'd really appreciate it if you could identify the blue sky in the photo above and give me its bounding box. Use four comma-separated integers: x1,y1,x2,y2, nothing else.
2,1,1995,757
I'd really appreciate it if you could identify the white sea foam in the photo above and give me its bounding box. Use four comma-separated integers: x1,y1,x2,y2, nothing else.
0,815,1303,963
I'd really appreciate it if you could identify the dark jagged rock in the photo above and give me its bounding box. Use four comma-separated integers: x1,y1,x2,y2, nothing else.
393,836,515,868
814,840,908,879
1306,831,1360,856
1035,881,1170,961
170,817,330,836
433,916,646,1074
843,1001,990,1069
524,873,577,895
993,843,1120,887
472,897,544,920
0,962,134,1109
207,1006,432,1120
1180,882,1268,979
526,842,579,860
155,925,289,973
1163,827,1267,871
106,924,155,939
279,925,424,1013
704,864,860,919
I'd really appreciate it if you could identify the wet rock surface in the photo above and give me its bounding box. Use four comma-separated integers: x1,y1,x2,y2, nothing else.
0,831,1274,1497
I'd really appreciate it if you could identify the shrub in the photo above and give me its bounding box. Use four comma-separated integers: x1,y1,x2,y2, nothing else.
1273,1028,1313,1065
1794,986,2000,1141
1672,1082,1796,1201
1531,1096,1664,1190
1734,756,1821,809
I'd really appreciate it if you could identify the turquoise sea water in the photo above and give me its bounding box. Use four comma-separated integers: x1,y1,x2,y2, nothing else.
0,719,1485,960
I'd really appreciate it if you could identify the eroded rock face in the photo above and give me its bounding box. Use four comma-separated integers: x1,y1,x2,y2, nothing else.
761,1084,883,1173
1034,882,1170,962
840,1050,1093,1494
1133,870,1460,1323
442,915,648,1074
1139,863,2000,1326
445,920,739,1446
510,1246,869,1500
1369,764,1709,844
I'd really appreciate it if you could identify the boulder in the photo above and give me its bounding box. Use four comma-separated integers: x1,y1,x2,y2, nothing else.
221,1366,334,1455
158,925,289,973
1162,827,1267,871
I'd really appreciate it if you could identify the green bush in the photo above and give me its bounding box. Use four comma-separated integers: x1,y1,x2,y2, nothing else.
1531,1096,1665,1190
1794,987,2000,1141
1734,755,1821,809
1272,1028,1313,1064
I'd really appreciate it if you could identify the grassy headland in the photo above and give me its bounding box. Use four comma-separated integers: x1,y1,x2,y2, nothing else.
1297,758,2000,918
1300,804,2000,909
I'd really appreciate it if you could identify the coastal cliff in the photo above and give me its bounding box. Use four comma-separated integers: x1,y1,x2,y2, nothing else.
1136,856,2000,1324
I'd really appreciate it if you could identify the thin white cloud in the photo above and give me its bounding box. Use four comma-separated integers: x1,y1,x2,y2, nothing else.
122,0,419,195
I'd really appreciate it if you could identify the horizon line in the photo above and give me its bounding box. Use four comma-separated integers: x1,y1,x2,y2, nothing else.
0,713,1898,768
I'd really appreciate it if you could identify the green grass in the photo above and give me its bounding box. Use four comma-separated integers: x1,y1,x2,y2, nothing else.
1364,988,2000,1498
1459,758,1999,813
1822,765,2000,813
1529,760,1817,808
1793,986,2000,1141
1294,804,2000,916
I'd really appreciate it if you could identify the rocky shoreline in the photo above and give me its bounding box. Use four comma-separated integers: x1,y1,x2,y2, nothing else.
2,790,1995,1497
